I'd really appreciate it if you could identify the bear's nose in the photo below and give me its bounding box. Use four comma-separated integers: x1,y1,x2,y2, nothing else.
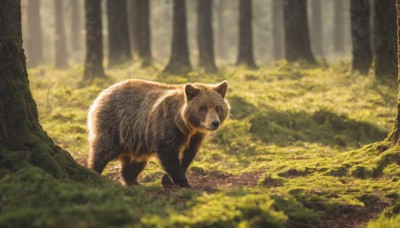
212,120,220,128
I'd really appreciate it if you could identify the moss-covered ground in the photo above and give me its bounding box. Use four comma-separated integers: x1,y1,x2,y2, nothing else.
1,61,400,227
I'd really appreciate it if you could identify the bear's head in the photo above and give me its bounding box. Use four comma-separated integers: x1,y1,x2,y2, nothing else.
183,81,230,132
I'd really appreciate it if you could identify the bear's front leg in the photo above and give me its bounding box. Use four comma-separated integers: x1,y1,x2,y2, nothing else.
157,146,190,188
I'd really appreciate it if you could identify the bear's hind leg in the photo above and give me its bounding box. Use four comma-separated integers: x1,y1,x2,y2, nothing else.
120,156,147,186
88,139,120,174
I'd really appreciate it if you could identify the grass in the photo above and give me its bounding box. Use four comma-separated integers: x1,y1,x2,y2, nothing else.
1,61,400,227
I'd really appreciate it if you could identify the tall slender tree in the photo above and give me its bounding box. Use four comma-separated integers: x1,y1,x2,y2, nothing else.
107,0,132,67
272,0,284,60
373,0,397,80
128,0,139,55
215,0,225,60
283,0,315,63
26,0,43,67
164,0,192,74
70,0,82,52
54,0,68,68
0,0,96,180
389,0,400,145
334,0,345,53
133,0,152,67
236,0,256,68
197,0,217,72
84,0,106,80
311,0,323,56
350,0,372,74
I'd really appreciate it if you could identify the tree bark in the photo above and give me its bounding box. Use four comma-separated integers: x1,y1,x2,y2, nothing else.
272,0,284,60
134,0,152,67
70,0,82,51
311,0,323,57
215,0,225,60
334,0,345,53
236,0,256,68
373,0,397,80
84,0,106,80
164,0,192,74
107,0,132,67
197,0,217,72
0,0,97,181
54,0,69,68
350,0,372,74
283,0,316,63
26,0,43,67
128,0,138,55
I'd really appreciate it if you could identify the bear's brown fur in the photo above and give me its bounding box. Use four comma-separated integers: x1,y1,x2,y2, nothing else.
87,79,230,187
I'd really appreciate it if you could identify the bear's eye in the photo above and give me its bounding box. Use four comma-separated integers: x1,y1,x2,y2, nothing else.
216,105,222,114
199,106,207,113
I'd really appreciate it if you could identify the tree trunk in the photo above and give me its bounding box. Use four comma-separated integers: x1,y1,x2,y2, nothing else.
128,0,138,55
134,0,152,67
373,0,397,80
26,0,43,67
163,0,192,74
107,0,132,67
197,0,217,72
283,0,316,63
334,0,345,53
0,0,97,181
70,0,82,51
272,0,284,60
236,0,256,68
84,0,106,81
54,0,69,68
350,0,372,74
215,0,225,60
311,0,323,57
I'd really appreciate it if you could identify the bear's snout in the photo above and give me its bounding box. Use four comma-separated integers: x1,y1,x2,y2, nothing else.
212,120,220,129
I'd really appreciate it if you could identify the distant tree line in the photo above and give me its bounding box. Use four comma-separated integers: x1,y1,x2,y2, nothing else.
24,0,397,80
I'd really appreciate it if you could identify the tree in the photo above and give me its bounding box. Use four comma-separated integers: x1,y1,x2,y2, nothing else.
0,0,96,181
133,0,152,67
389,0,400,145
334,0,345,53
84,0,106,80
164,0,192,74
236,0,256,68
372,0,397,80
311,0,323,56
215,0,225,60
107,0,132,67
350,0,372,74
272,0,284,60
54,0,69,68
26,0,43,67
283,0,316,63
70,0,82,52
197,0,217,72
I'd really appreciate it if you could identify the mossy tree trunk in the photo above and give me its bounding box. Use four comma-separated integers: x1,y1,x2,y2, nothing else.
236,0,257,68
389,0,400,146
283,0,316,64
107,0,132,68
54,0,69,69
70,0,82,52
164,0,192,74
197,0,217,72
133,0,152,67
373,0,397,80
350,0,372,74
272,0,284,60
26,0,43,67
334,0,345,53
311,0,323,57
84,0,106,81
0,0,98,182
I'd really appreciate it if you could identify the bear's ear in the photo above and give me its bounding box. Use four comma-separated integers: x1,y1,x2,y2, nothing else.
185,84,200,101
214,81,228,98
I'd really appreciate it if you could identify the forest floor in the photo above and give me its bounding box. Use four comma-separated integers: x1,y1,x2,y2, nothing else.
2,61,400,227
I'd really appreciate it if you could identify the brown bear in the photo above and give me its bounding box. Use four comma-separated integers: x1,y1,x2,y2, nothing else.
87,79,230,188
